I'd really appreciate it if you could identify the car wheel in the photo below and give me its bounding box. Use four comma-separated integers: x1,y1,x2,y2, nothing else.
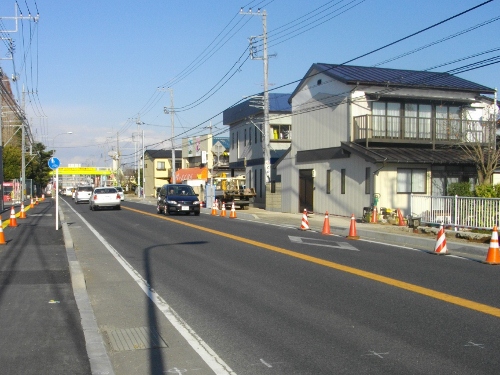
116,205,121,210
194,211,200,216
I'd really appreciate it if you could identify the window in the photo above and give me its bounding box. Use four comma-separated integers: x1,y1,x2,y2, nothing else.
249,127,252,145
436,105,461,140
397,168,426,193
271,124,291,140
156,161,166,170
404,103,431,139
341,169,346,194
326,170,331,194
372,102,400,138
244,129,247,146
232,133,234,150
365,167,371,194
255,127,258,144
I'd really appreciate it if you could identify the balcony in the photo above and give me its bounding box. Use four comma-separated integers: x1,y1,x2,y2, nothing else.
353,115,494,147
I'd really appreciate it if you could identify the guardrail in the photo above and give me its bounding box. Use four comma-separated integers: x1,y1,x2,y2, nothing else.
410,194,500,230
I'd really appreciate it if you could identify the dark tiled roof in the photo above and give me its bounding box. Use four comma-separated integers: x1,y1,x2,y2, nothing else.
144,150,182,159
341,142,476,165
223,93,292,125
312,64,495,93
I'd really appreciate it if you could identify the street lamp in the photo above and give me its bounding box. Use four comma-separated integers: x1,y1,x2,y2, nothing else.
51,131,73,153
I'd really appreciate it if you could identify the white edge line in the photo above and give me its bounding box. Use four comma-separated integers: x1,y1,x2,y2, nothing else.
63,200,237,375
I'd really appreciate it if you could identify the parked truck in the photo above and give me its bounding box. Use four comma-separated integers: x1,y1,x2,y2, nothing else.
213,175,255,210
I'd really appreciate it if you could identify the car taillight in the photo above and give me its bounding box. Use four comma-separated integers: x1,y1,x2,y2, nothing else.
117,194,120,199
94,195,97,200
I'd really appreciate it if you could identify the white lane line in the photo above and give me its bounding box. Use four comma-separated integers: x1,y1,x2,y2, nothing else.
64,201,236,375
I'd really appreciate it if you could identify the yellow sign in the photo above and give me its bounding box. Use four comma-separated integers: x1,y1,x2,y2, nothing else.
49,167,112,176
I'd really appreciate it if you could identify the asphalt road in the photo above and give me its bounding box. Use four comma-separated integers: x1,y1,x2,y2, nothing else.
64,196,500,374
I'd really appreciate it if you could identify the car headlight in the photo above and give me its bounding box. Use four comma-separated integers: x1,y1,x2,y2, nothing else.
166,200,177,204
193,201,200,205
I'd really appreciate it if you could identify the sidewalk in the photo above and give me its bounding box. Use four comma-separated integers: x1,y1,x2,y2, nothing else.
0,198,97,374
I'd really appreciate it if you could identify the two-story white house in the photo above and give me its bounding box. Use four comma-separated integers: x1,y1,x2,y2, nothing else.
277,63,497,217
223,93,292,207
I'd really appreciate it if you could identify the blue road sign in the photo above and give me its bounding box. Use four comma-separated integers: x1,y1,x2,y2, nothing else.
48,157,61,170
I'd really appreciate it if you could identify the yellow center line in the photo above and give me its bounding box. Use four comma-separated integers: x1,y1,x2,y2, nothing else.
124,206,500,318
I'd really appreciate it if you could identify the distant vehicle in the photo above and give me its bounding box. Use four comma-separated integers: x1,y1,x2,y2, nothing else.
71,188,76,199
89,187,121,211
157,184,200,216
74,186,93,204
115,186,125,201
63,187,73,197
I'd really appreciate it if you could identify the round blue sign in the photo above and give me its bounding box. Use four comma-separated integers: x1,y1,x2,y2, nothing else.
48,157,61,170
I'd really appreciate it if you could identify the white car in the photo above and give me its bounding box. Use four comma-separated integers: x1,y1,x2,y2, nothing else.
115,186,125,201
89,187,121,211
75,186,93,204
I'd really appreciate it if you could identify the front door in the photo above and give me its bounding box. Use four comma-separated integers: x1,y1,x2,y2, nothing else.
299,169,314,212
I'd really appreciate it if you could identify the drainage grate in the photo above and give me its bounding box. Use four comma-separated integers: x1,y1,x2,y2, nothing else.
105,327,168,352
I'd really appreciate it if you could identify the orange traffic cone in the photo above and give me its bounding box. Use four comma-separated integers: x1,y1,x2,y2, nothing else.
346,214,360,239
9,206,18,227
370,206,378,223
433,224,448,255
300,209,310,230
19,203,27,219
30,198,34,208
211,201,218,216
0,226,6,245
220,203,227,217
484,225,500,265
229,202,237,219
321,211,331,235
35,197,39,205
41,194,45,201
397,209,405,226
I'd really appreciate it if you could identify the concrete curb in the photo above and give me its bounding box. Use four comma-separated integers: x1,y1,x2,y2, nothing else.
59,206,115,375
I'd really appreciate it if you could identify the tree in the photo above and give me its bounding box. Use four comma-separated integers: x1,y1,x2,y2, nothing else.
3,145,21,180
456,103,499,185
26,142,54,189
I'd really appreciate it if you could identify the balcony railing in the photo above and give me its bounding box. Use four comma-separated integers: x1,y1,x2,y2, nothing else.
353,115,494,145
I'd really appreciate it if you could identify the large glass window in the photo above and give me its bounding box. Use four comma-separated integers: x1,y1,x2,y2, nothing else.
436,106,461,140
397,168,426,193
404,103,431,139
372,102,400,138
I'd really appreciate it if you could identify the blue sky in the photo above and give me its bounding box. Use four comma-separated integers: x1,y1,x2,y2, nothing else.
0,0,498,168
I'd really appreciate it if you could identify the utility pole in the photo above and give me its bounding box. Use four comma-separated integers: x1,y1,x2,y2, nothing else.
169,88,176,183
136,116,142,197
240,7,271,183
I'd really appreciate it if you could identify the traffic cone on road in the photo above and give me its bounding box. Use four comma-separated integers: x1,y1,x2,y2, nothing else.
35,197,39,205
0,226,6,245
229,202,237,219
346,214,360,240
220,203,227,217
370,206,378,223
397,208,405,226
484,225,500,265
300,209,310,230
9,206,18,227
321,211,331,235
41,194,45,201
211,201,218,216
433,224,448,255
19,203,27,219
30,198,34,208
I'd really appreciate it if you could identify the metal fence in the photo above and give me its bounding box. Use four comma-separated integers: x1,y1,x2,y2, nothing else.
410,194,500,230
